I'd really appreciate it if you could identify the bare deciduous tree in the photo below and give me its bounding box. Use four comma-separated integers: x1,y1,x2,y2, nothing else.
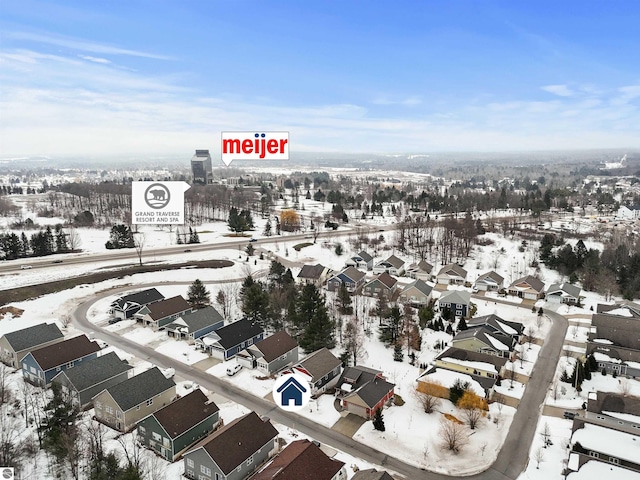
133,232,145,266
540,421,551,448
414,387,441,414
343,318,366,366
438,418,469,453
533,447,545,469
618,379,631,397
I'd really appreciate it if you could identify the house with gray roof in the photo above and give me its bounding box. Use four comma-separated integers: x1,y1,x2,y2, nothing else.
239,330,299,375
474,271,504,292
467,314,524,341
451,326,514,359
406,260,433,281
137,389,219,462
110,288,164,320
434,347,508,380
51,351,132,409
399,279,433,306
546,283,581,305
164,306,224,343
195,318,264,361
182,412,278,480
437,290,472,318
352,469,395,480
93,367,176,432
135,295,192,330
436,264,468,285
21,335,101,387
327,267,366,293
345,251,374,271
363,272,398,299
297,264,331,286
290,347,343,395
373,255,405,276
0,322,64,369
508,275,545,300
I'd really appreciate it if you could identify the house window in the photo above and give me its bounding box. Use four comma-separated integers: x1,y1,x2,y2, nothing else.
30,366,36,374
589,451,599,458
105,405,113,414
22,363,28,370
66,361,74,368
200,465,211,476
139,426,146,434
152,432,161,442
146,398,153,406
137,405,140,410
280,354,287,360
186,458,194,468
116,410,122,419
95,401,102,409
609,457,620,465
246,455,254,466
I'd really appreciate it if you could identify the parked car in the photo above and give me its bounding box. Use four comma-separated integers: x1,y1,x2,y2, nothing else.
226,363,242,376
563,411,577,420
108,317,121,325
20,265,32,269
249,238,258,242
52,259,63,264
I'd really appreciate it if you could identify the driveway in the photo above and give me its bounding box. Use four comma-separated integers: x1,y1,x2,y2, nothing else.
332,414,367,437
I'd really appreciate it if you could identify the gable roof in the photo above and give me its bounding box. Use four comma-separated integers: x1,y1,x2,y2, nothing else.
149,389,218,439
475,271,504,285
335,266,366,283
509,275,545,293
30,335,101,371
452,326,511,352
213,318,264,350
195,412,278,475
3,322,63,351
435,347,508,370
345,377,394,409
438,290,471,306
297,348,342,379
366,272,397,289
352,469,395,480
547,283,581,299
384,255,405,269
251,439,345,480
112,288,164,309
597,301,640,318
339,365,382,391
437,263,467,278
54,352,131,391
172,306,224,333
402,279,433,296
416,260,433,273
104,367,175,411
253,331,298,363
298,264,327,280
355,251,373,263
467,314,524,336
145,296,191,320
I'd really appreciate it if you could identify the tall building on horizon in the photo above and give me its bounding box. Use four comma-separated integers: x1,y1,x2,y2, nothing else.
191,149,212,185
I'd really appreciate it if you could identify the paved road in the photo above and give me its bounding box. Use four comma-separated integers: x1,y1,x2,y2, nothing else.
72,287,569,479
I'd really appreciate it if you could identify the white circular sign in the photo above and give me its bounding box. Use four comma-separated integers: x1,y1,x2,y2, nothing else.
272,373,311,412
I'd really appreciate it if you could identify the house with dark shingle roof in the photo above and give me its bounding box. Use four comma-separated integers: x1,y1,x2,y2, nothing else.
51,351,132,409
239,331,299,375
546,283,581,305
351,469,395,480
134,295,192,330
406,260,434,281
451,326,514,359
182,412,278,480
297,264,331,286
474,271,505,292
326,267,366,293
434,347,508,380
508,275,545,300
21,335,101,387
362,272,398,299
467,314,524,341
0,322,64,368
436,263,468,285
137,389,220,462
337,366,394,419
373,255,405,276
289,347,342,395
93,367,176,432
251,439,347,480
195,318,264,361
164,306,224,343
109,288,165,320
437,290,472,318
345,250,374,271
399,279,433,306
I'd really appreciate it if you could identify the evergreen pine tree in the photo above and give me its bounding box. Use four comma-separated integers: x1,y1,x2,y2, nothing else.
393,343,404,362
187,279,210,309
55,224,68,252
457,317,468,331
263,219,272,236
20,232,29,256
296,284,335,352
242,282,272,329
372,408,385,432
40,383,79,464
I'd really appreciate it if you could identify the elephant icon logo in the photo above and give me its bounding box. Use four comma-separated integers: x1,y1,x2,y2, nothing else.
144,183,171,209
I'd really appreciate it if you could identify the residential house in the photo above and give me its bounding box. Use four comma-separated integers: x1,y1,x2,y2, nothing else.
546,283,582,305
135,295,192,330
238,331,298,375
21,335,101,387
617,204,640,220
450,326,514,359
437,290,472,318
587,310,640,377
434,347,507,380
568,422,640,474
182,412,278,480
507,275,545,300
399,279,433,306
0,322,64,368
196,318,264,361
345,251,374,271
351,469,395,480
137,389,220,462
93,367,176,432
406,260,433,282
109,288,164,320
164,306,224,343
337,366,395,419
372,255,405,276
289,348,342,396
250,439,347,480
473,271,504,292
597,301,640,317
326,267,366,293
51,351,132,409
466,314,524,342
362,272,398,299
297,264,331,286
436,264,467,285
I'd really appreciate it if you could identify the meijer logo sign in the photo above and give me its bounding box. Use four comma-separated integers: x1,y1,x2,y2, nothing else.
221,131,289,166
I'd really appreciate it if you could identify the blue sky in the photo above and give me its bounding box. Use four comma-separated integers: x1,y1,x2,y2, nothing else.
1,1,639,156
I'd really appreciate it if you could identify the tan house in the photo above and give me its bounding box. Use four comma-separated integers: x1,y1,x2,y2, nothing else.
474,271,504,292
451,326,514,359
436,264,467,285
399,279,433,306
406,260,434,281
508,275,545,300
434,347,507,380
135,296,192,330
93,367,176,432
0,322,64,369
297,264,331,286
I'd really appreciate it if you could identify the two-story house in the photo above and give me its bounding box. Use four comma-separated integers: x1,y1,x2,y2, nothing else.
164,306,225,343
110,288,165,320
196,318,264,361
362,272,398,300
345,251,374,271
238,331,299,375
326,267,366,293
289,347,342,396
437,290,472,318
0,322,64,368
135,295,192,330
399,279,433,306
372,255,405,276
297,264,331,286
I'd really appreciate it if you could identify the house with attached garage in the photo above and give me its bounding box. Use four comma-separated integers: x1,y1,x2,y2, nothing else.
436,263,467,285
182,411,278,480
337,366,395,420
195,318,264,361
326,266,366,293
237,330,298,375
545,282,582,305
164,306,224,343
137,389,220,462
362,272,398,300
399,279,433,306
21,335,101,387
297,264,331,286
0,322,64,369
434,347,508,380
51,351,132,410
473,271,504,292
288,347,343,396
134,295,192,330
345,250,374,271
451,326,514,359
508,275,545,300
466,314,524,343
437,290,472,318
372,255,405,276
406,260,434,282
93,367,176,432
251,439,347,480
109,288,165,320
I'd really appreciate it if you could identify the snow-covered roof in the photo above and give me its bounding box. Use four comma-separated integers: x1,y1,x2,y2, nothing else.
606,307,633,317
496,320,518,336
603,411,640,424
571,423,640,464
566,459,640,480
418,369,485,397
437,356,498,374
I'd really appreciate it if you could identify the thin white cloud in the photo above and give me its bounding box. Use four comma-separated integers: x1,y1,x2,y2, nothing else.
79,55,111,64
541,84,574,97
372,96,422,106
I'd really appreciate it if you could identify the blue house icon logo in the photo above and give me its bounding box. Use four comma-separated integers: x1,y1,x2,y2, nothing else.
273,373,311,412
